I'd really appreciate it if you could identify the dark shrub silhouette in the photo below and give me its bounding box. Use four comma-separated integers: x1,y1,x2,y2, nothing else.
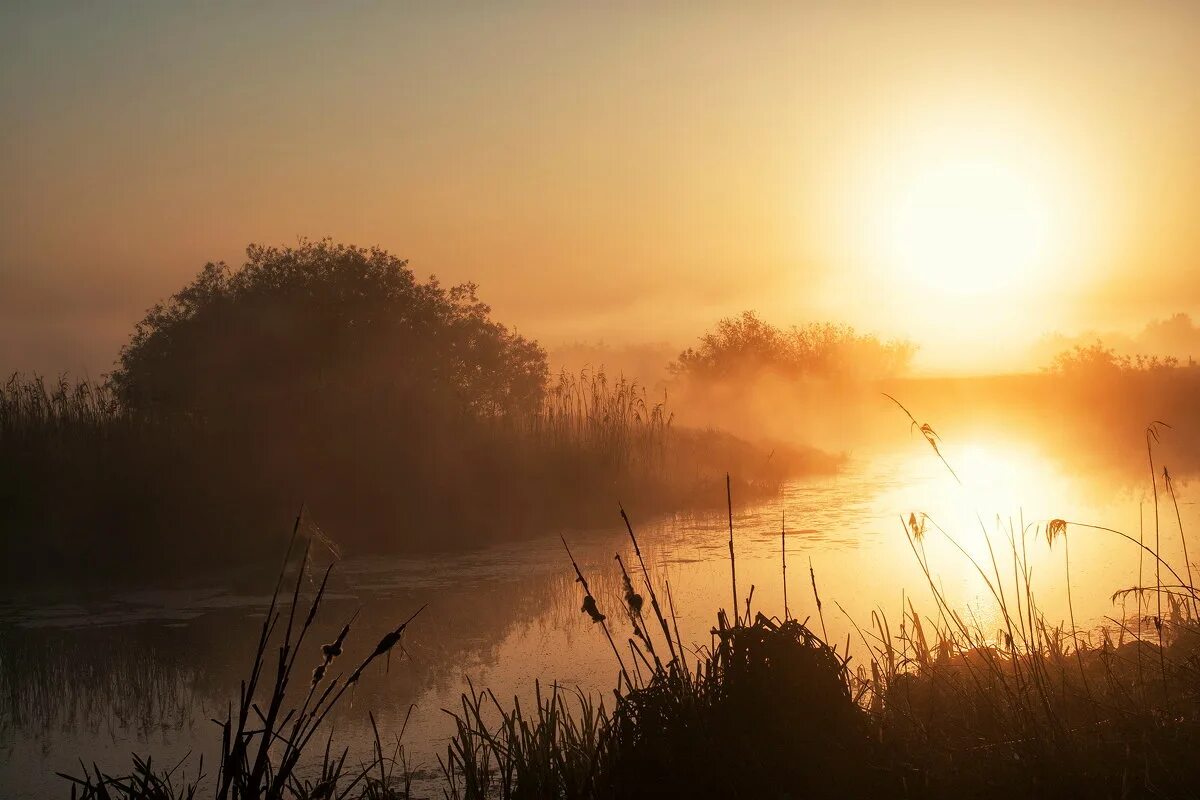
112,240,547,420
672,311,915,381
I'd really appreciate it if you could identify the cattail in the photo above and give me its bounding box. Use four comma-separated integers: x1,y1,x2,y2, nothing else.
620,569,644,617
581,594,606,623
311,663,326,686
370,629,402,659
321,619,352,662
348,604,426,684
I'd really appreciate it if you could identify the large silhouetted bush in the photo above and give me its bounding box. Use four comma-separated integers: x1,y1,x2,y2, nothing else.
112,240,548,421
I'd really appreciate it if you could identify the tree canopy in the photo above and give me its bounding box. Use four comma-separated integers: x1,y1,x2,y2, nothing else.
671,311,915,381
1046,341,1192,375
112,240,548,419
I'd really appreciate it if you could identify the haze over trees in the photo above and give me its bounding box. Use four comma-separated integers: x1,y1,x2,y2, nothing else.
1032,312,1200,367
671,311,916,382
1,241,826,583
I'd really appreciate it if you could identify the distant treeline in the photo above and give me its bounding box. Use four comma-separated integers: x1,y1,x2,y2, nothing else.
0,242,834,586
671,310,916,381
1046,339,1200,374
666,313,1200,473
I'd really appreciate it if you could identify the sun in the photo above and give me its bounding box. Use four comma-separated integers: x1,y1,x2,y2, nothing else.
828,109,1086,315
881,157,1054,297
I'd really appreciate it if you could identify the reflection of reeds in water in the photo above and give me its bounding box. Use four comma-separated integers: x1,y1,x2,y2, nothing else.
0,629,198,739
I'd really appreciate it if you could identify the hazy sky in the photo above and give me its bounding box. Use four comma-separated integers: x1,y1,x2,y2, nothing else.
4,2,1200,375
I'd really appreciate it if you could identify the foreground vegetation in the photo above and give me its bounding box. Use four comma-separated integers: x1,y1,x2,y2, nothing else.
65,417,1200,799
62,513,426,800
438,497,1200,799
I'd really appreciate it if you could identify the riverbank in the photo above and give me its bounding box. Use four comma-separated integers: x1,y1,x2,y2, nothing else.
0,372,841,591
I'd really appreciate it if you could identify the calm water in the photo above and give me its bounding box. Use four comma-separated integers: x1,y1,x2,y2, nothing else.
2,433,1196,798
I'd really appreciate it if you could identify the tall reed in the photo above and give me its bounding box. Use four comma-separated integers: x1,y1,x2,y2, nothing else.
440,407,1200,798
62,513,425,800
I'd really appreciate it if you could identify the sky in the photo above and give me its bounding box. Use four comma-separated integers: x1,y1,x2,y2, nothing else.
4,1,1200,376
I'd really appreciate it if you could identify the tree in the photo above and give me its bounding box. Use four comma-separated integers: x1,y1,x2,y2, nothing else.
671,311,915,381
111,240,548,420
1046,341,1184,375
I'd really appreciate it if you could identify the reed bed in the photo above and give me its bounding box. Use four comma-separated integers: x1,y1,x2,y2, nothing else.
0,371,825,586
528,370,671,472
438,416,1200,799
0,374,122,434
857,513,1200,798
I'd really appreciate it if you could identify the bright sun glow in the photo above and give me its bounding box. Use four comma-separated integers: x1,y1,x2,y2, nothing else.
883,159,1053,297
831,110,1091,331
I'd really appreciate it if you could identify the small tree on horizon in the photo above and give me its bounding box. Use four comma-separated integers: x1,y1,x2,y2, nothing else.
670,311,915,381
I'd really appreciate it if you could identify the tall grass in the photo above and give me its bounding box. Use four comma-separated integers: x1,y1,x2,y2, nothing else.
0,371,832,586
61,513,425,800
529,370,671,469
438,413,1200,799
848,407,1200,796
438,503,884,798
0,374,122,434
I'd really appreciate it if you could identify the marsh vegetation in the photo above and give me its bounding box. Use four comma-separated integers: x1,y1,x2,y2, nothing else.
0,242,834,587
51,422,1200,798
8,246,1200,798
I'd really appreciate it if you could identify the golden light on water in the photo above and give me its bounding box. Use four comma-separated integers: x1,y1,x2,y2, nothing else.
951,438,1067,513
840,433,1161,637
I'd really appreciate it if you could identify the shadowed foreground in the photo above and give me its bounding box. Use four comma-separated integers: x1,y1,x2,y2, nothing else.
65,487,1200,799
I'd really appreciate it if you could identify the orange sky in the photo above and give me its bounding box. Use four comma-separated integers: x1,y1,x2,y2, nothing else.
4,2,1200,376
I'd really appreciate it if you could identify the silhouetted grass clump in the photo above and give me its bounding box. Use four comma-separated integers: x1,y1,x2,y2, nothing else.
604,614,878,798
439,500,887,799
440,615,882,799
438,414,1200,799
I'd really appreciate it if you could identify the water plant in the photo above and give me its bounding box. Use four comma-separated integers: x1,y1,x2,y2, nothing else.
60,513,424,800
